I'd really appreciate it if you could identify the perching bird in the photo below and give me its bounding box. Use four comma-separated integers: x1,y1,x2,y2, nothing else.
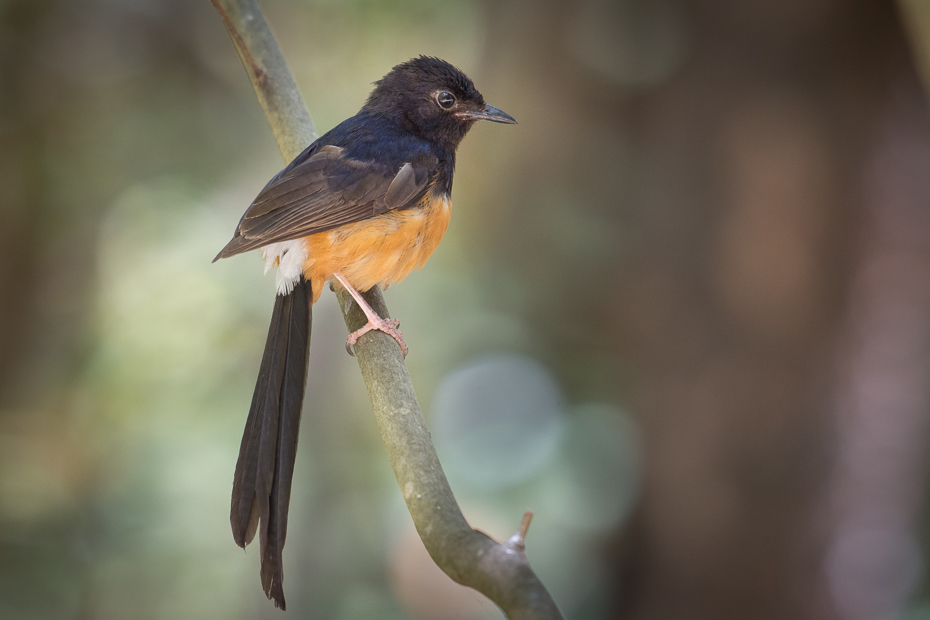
214,56,516,609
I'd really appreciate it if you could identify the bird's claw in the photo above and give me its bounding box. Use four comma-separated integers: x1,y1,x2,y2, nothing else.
345,317,407,357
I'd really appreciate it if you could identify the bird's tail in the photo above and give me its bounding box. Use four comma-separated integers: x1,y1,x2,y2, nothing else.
230,275,312,610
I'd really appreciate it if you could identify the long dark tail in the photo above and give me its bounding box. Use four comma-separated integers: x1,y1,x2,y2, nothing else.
230,276,312,610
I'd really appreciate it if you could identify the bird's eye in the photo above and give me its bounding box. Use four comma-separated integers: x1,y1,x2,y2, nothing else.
436,92,456,109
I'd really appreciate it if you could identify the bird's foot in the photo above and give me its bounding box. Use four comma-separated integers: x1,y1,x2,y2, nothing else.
346,316,407,357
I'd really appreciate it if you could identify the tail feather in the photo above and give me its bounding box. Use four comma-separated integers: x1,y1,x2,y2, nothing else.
231,276,312,610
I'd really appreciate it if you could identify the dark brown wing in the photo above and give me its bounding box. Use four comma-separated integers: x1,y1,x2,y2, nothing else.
214,145,431,260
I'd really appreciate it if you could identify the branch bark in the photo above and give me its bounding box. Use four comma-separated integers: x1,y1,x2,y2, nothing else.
210,1,564,617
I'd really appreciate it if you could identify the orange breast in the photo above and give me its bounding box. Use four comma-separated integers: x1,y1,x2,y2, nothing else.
301,191,452,302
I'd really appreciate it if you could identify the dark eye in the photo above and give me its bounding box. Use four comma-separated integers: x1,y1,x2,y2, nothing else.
436,92,456,109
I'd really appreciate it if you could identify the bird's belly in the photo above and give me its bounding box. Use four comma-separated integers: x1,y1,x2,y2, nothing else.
302,193,451,302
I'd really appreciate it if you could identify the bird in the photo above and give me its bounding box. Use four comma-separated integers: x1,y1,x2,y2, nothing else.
213,56,516,609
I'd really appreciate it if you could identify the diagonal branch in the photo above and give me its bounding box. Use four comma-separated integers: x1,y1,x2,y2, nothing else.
211,1,564,617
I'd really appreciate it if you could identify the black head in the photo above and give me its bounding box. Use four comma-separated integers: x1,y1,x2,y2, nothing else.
362,56,516,149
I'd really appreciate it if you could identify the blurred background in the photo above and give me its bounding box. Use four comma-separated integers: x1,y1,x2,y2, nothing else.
2,0,930,618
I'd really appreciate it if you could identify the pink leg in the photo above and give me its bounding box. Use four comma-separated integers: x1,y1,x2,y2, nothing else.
332,273,408,357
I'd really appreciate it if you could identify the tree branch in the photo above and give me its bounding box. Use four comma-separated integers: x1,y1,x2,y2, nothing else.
211,2,564,617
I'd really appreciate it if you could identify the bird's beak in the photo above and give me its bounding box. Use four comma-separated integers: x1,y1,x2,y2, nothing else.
456,104,517,124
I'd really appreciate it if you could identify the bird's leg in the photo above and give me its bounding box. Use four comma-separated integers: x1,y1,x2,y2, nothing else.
332,273,408,357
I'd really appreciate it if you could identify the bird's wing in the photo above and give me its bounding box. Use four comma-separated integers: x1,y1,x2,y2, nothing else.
214,145,433,260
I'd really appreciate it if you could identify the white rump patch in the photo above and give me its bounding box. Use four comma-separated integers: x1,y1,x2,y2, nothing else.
261,240,308,296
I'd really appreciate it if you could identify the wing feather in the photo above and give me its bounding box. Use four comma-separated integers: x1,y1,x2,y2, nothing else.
215,145,434,261
384,163,420,210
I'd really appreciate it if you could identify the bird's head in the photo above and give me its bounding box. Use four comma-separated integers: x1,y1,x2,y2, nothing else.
363,56,516,149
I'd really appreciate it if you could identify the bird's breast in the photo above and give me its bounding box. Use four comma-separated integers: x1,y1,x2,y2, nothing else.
302,191,452,302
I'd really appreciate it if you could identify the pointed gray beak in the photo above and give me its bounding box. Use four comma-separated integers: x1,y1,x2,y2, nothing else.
456,103,517,124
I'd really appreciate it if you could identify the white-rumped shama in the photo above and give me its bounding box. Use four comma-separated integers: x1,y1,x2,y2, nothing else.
214,56,515,609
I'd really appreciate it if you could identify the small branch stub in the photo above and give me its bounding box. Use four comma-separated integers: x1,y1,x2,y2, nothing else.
506,509,534,552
